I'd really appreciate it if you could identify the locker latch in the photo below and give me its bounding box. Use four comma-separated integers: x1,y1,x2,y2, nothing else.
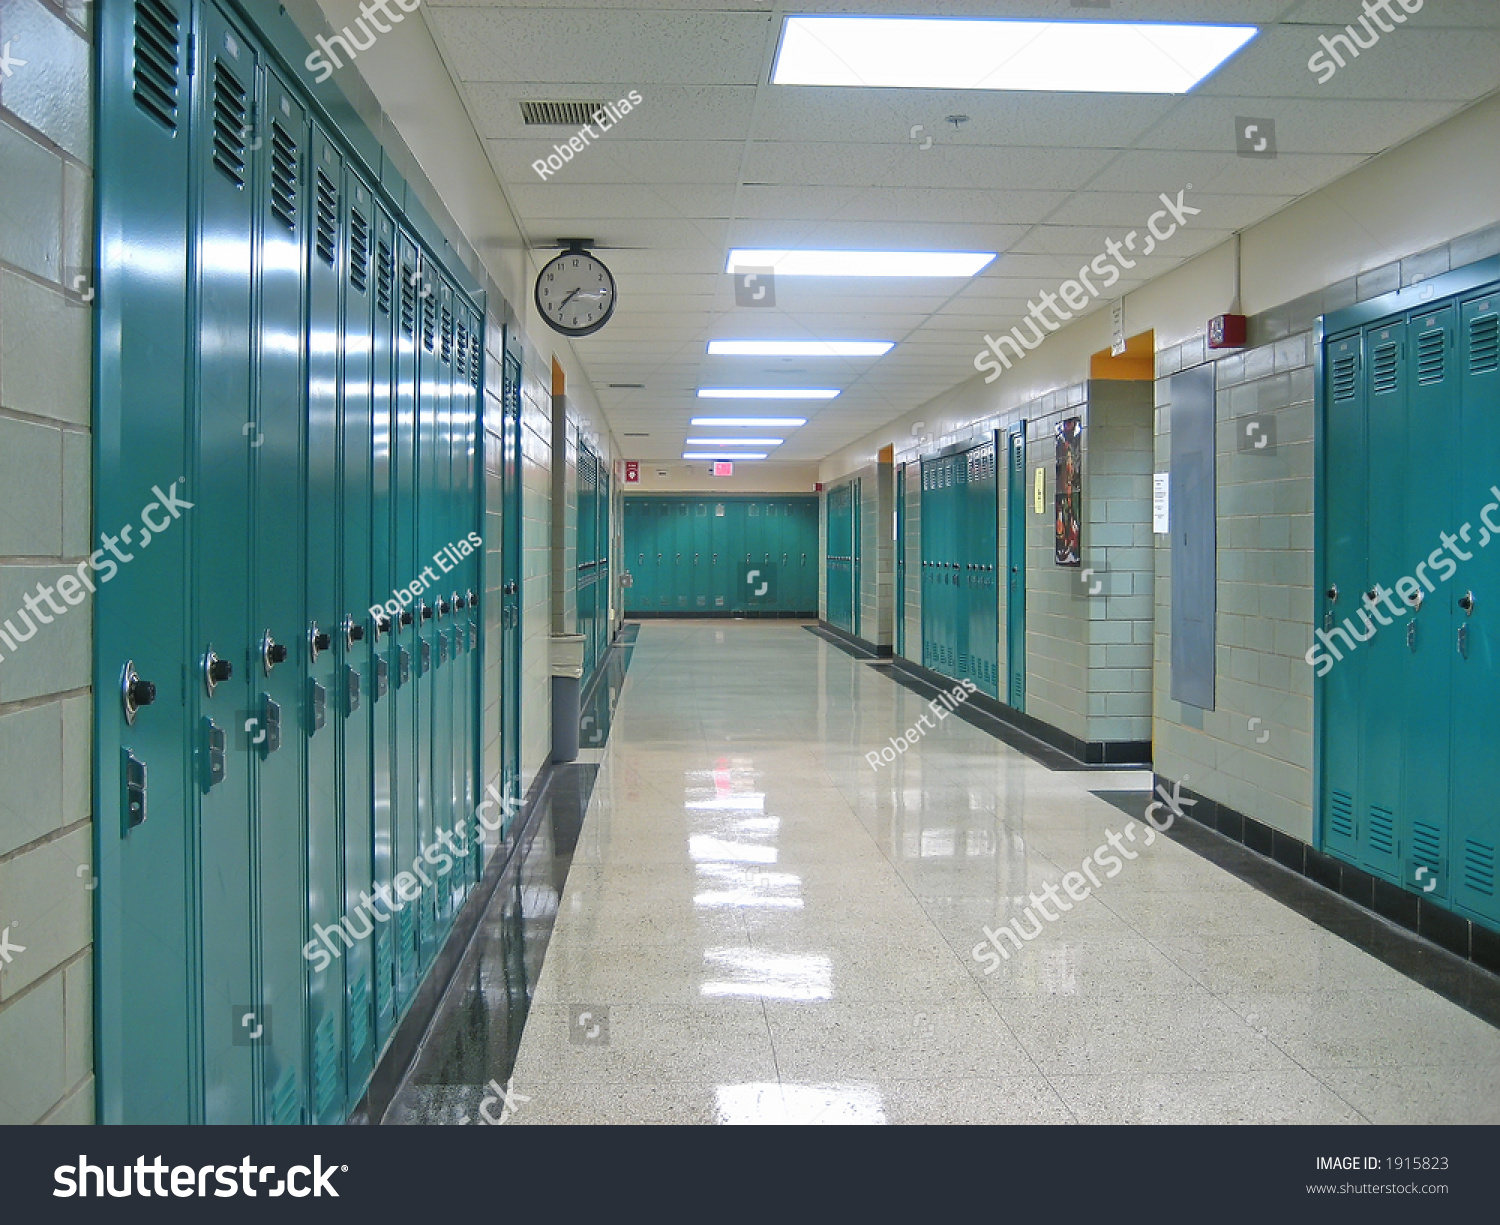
346,666,361,715
1406,621,1418,652
310,680,327,732
123,749,148,832
469,624,477,652
398,647,411,687
421,641,432,674
438,632,448,665
261,696,282,754
375,655,389,700
202,718,227,790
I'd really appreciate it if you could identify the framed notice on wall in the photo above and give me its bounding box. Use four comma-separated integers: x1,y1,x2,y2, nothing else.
1055,417,1082,566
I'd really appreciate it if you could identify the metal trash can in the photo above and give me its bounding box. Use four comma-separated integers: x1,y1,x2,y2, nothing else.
550,634,586,762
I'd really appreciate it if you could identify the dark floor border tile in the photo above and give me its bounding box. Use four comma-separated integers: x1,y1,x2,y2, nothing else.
354,627,634,1123
1153,773,1500,1031
627,609,816,620
809,620,894,659
885,654,1150,771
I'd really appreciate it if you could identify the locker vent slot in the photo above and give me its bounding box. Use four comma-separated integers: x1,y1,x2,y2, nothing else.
375,240,394,316
314,170,338,267
1411,821,1442,869
399,261,416,336
132,0,182,132
269,121,298,232
398,906,416,976
1471,314,1499,375
268,1067,300,1126
312,1013,339,1119
210,61,249,188
454,323,468,380
348,209,370,294
1371,342,1399,394
376,927,395,1000
1463,839,1496,896
470,334,483,389
440,304,454,364
1331,353,1358,402
1329,790,1355,840
1416,329,1445,385
1367,805,1396,856
421,292,436,352
347,973,371,1061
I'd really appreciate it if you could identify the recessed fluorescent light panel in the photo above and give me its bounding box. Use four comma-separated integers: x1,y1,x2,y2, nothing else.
691,418,808,428
772,17,1258,94
697,389,840,400
707,340,893,357
684,452,768,461
726,249,993,278
686,439,785,447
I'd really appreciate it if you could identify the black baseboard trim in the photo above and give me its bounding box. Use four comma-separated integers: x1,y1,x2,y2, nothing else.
813,620,893,659
624,609,816,620
889,655,1151,769
351,761,555,1125
1156,774,1500,983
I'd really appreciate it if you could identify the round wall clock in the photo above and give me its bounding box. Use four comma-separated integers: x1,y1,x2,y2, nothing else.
535,246,617,337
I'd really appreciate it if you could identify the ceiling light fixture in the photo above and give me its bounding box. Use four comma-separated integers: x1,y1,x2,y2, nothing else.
697,389,840,400
771,16,1258,94
691,417,808,428
707,340,893,357
685,438,785,447
683,452,768,461
726,249,993,278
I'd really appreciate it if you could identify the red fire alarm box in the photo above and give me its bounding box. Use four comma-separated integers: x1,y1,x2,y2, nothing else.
712,461,733,477
1208,314,1248,350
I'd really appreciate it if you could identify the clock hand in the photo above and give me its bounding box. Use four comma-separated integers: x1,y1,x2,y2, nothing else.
558,288,580,310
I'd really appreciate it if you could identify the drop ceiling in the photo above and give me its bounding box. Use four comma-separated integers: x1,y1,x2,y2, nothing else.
423,0,1500,462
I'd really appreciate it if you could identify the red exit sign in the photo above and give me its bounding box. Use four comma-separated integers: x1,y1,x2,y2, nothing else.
712,461,734,477
624,461,639,484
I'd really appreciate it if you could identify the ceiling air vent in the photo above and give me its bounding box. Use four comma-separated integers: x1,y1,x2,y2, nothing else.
608,383,645,390
521,100,606,127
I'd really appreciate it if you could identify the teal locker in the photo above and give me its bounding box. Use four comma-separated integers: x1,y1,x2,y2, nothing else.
851,480,863,639
414,258,440,965
672,501,692,611
1006,427,1028,709
500,340,525,830
966,441,999,697
95,0,196,1124
392,232,422,1008
369,203,398,1048
1453,292,1500,924
895,465,907,657
192,3,258,1123
253,64,312,1125
339,166,377,1094
304,121,347,1126
1320,333,1365,868
428,279,455,932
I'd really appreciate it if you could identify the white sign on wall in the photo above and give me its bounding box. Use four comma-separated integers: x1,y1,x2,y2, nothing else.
1153,472,1170,534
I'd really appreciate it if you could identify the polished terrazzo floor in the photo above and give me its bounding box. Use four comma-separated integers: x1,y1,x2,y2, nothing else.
502,621,1500,1124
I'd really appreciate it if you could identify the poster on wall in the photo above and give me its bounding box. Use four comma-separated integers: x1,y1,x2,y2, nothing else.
1055,417,1082,566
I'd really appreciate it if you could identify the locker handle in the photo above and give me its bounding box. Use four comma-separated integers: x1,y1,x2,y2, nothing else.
421,604,433,621
1459,591,1474,615
400,610,414,626
1326,584,1338,603
694,553,699,564
122,661,155,725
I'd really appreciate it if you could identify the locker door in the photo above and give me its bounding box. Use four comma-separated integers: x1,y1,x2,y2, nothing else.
851,481,863,638
1357,319,1408,882
428,279,455,930
920,462,933,667
799,498,817,613
1452,293,1500,926
95,0,196,1123
969,443,999,697
339,167,377,1096
500,339,524,826
456,311,482,891
252,65,311,1126
392,232,422,1006
1398,306,1457,901
1006,427,1028,709
690,499,710,612
369,205,398,1045
598,469,612,643
1319,334,1366,866
673,502,691,611
192,5,258,1124
415,256,440,961
624,498,644,612
304,123,347,1125
896,467,907,655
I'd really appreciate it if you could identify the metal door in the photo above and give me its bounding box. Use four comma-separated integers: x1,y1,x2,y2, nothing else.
1006,426,1028,709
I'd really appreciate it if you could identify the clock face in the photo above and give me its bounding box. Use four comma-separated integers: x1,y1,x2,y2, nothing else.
535,250,617,337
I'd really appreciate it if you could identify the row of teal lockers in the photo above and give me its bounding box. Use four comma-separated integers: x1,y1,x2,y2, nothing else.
622,496,819,615
577,441,611,673
1320,267,1500,929
918,433,1028,705
93,0,507,1122
825,481,860,635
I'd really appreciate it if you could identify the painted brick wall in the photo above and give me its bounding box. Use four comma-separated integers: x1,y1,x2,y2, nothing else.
0,0,94,1125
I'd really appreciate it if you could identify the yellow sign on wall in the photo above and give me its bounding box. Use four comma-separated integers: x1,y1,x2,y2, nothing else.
1034,467,1046,514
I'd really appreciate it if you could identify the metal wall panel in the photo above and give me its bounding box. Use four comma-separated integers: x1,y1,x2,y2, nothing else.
1168,367,1217,710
